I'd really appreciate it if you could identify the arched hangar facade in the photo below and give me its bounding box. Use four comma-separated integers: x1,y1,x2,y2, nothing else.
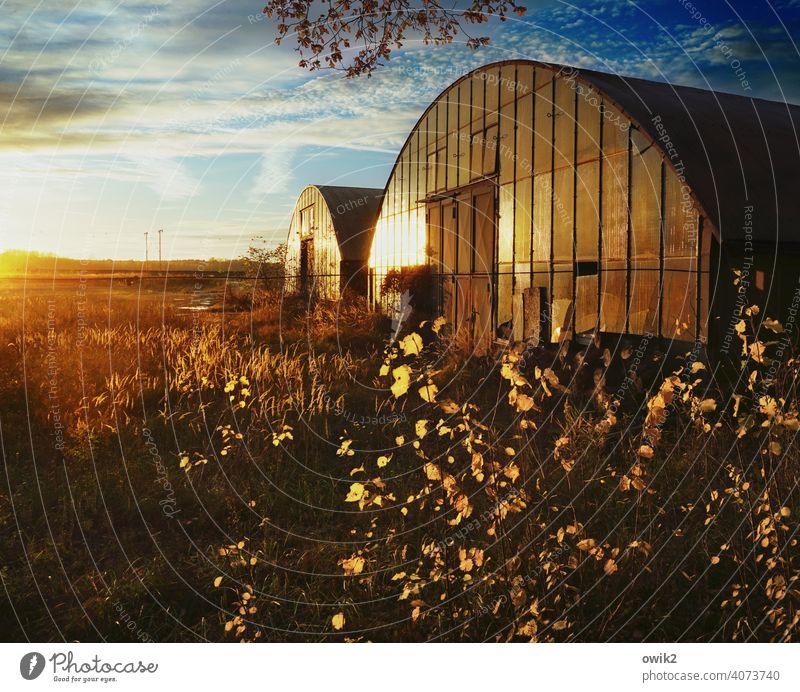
286,184,382,299
367,60,800,354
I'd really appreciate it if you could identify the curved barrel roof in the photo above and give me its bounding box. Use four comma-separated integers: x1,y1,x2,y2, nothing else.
377,59,800,248
312,185,383,261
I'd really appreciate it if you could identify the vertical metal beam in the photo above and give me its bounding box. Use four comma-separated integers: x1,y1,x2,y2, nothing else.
696,214,703,345
598,102,604,333
625,126,632,334
658,161,666,338
549,75,556,342
572,84,578,338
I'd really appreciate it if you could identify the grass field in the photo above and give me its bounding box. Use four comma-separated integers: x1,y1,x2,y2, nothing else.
1,276,798,642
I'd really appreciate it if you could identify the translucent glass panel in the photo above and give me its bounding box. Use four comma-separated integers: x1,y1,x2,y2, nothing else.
533,83,553,175
516,93,533,179
552,167,573,262
499,96,516,185
428,205,442,269
471,72,485,128
485,67,499,125
600,261,627,333
630,129,661,262
474,189,494,274
576,159,599,261
498,183,514,265
498,266,513,327
533,174,552,265
662,260,696,340
552,271,574,341
576,274,598,334
553,78,575,172
517,64,534,98
442,202,456,274
458,198,472,273
629,267,660,335
500,64,516,106
576,88,601,162
602,148,628,262
483,124,498,176
662,165,699,340
515,175,532,263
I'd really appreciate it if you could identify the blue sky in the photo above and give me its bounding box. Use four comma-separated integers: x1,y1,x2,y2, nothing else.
1,0,798,259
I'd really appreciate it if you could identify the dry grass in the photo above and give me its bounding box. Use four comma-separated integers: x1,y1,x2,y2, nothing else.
0,280,797,642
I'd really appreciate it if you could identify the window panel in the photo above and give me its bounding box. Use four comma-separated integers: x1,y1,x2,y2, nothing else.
470,130,484,179
535,66,553,92
662,267,696,340
577,89,601,162
458,197,472,274
554,78,575,171
576,274,598,335
533,87,553,175
497,264,513,328
630,129,661,261
474,190,495,275
458,126,470,188
471,72,485,127
629,267,659,335
484,67,499,126
664,166,698,259
602,102,629,156
533,173,552,264
600,261,627,333
552,167,574,262
515,175,532,262
500,64,516,106
517,63,534,99
576,159,599,261
499,96,516,185
516,93,533,179
601,151,628,261
483,124,498,176
436,146,447,192
498,183,514,264
427,150,437,192
459,81,470,133
552,270,574,341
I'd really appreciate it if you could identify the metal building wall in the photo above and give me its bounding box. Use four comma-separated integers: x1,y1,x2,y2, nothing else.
369,61,706,344
286,185,343,301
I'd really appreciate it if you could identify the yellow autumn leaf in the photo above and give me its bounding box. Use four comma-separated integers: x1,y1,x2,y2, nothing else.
377,455,391,468
415,419,429,439
749,341,766,363
331,612,345,630
637,444,654,459
390,364,412,398
345,483,366,503
341,555,366,575
213,576,223,587
699,398,717,413
399,332,423,356
424,463,442,481
418,382,439,402
439,399,459,414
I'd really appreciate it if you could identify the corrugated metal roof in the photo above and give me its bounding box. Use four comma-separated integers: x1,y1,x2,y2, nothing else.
571,64,800,247
314,185,383,261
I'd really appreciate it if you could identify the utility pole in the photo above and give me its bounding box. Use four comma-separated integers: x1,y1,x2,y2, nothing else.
158,229,163,269
144,231,149,263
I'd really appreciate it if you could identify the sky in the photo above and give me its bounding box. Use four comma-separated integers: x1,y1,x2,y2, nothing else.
1,0,799,260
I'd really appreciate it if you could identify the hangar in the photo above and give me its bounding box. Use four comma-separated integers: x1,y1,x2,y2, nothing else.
366,60,800,354
285,184,382,299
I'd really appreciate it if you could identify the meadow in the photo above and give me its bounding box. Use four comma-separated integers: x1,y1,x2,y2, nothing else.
0,275,798,642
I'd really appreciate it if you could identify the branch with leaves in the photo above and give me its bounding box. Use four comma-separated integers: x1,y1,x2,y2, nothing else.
262,0,527,77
